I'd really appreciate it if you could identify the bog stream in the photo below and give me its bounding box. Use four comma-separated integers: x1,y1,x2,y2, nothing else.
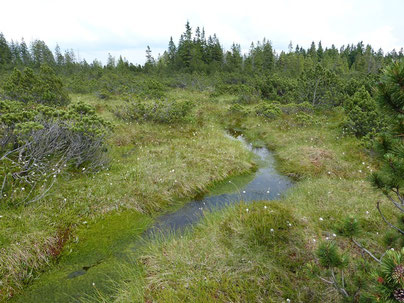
14,132,293,302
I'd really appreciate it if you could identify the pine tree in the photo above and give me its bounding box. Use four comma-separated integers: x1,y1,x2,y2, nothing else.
371,59,404,235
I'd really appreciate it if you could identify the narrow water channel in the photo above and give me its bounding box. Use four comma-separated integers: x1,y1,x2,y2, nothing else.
14,132,293,302
146,133,293,235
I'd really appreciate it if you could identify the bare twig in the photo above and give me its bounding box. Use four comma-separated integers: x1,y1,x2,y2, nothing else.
331,270,349,298
352,239,381,263
24,177,57,205
387,195,404,212
377,201,404,235
318,270,349,299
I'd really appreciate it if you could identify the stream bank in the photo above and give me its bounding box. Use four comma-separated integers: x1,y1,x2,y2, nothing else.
13,133,292,303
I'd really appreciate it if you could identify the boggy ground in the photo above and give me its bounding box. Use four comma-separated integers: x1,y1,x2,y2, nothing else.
0,90,255,300
84,93,395,303
2,89,396,302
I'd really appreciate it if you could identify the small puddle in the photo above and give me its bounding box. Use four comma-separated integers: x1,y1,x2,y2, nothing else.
14,131,293,302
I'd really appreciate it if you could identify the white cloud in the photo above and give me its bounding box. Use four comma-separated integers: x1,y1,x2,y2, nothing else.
0,0,402,64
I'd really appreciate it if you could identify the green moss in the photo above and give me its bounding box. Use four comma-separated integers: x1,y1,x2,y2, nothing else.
13,210,150,303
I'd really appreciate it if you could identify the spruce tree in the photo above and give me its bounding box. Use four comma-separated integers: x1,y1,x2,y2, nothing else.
167,36,177,68
19,38,31,66
30,40,56,68
0,33,12,69
55,44,64,67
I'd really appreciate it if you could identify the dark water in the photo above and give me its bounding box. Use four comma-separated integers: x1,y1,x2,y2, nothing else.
145,134,293,236
15,133,293,302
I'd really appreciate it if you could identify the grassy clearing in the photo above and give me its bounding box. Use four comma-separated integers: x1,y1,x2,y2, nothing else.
98,98,395,302
0,91,255,300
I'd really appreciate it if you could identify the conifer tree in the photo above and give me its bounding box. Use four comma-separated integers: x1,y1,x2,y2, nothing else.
177,21,193,70
167,36,177,68
19,38,31,66
55,44,64,66
262,39,274,72
30,40,55,68
308,41,317,61
0,33,12,69
144,46,155,72
371,59,404,234
9,40,22,66
317,41,324,60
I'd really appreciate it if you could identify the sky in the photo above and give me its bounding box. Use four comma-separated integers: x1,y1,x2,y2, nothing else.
1,0,403,65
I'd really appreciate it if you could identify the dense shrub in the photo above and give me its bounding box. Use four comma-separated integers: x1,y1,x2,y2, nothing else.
254,102,282,119
294,112,317,126
138,79,167,99
343,86,383,137
299,64,345,107
1,65,70,106
0,100,111,204
343,74,378,97
254,74,299,102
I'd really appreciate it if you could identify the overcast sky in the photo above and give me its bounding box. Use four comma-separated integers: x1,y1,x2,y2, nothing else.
1,0,403,64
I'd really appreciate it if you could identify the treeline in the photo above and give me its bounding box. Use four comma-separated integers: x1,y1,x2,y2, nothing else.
1,21,403,77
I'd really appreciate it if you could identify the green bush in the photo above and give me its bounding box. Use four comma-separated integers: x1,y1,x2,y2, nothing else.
138,79,167,99
1,65,70,106
255,102,282,119
254,74,299,102
228,104,250,116
343,86,383,138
